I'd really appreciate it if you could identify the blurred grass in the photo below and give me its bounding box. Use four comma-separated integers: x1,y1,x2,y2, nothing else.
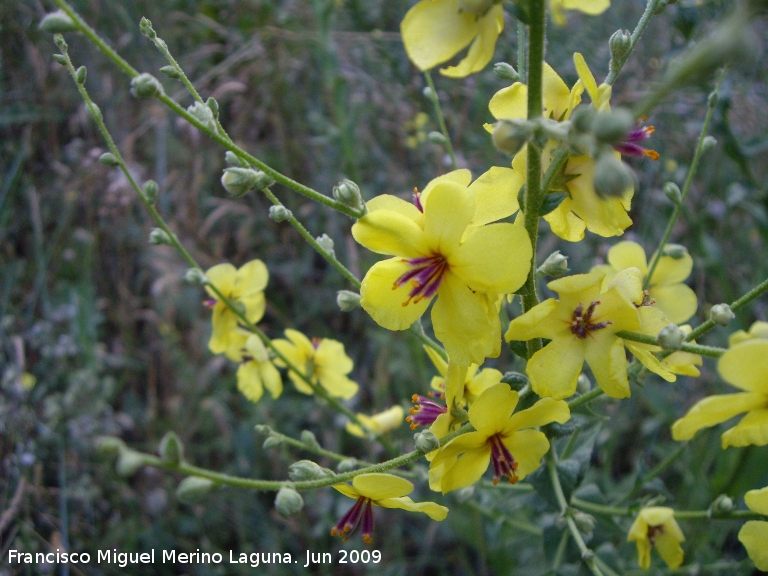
1,0,767,574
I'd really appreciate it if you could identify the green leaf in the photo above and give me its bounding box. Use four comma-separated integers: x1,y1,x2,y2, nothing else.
540,192,568,216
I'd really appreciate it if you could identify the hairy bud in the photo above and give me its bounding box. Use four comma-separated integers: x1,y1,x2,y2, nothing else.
184,268,207,285
275,487,304,518
130,73,163,99
221,167,273,197
609,29,632,70
414,430,440,452
225,151,245,167
336,290,361,312
116,449,144,477
493,62,520,82
574,512,596,536
658,324,685,350
701,135,717,153
663,182,682,206
332,179,364,212
95,436,125,457
593,152,634,198
536,250,570,279
492,119,532,155
661,244,687,259
141,180,158,203
269,205,293,222
710,303,735,326
159,65,181,79
158,431,184,466
501,371,529,389
593,108,634,145
577,373,592,394
149,228,172,246
315,234,335,258
422,86,435,100
75,66,87,85
99,152,120,167
288,460,335,482
187,101,216,130
710,494,734,514
336,458,358,473
427,131,448,145
40,10,77,34
176,477,216,504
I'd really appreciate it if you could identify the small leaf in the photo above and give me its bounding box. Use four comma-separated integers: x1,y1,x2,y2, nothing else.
539,192,568,216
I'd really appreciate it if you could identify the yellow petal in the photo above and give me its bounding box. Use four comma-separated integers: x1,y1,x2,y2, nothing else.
489,83,527,120
401,0,479,72
205,263,236,297
635,540,652,570
649,247,693,285
333,483,360,500
543,63,572,120
378,496,449,520
505,298,560,341
421,169,474,206
285,328,315,357
318,371,359,400
467,383,519,434
640,506,675,526
360,258,433,330
236,362,265,403
315,338,353,375
626,342,676,382
424,345,449,377
258,362,282,399
352,473,413,500
466,367,503,402
233,259,268,297
423,181,475,255
745,486,768,515
441,6,503,78
655,531,685,569
739,521,768,571
366,194,424,224
504,397,570,433
543,198,587,242
440,445,491,493
501,429,550,480
450,223,532,294
721,408,768,448
585,333,631,398
627,514,649,542
607,241,648,275
562,0,610,15
209,305,238,355
718,341,768,394
573,53,599,105
240,292,266,324
671,393,765,441
445,361,468,409
650,284,698,325
352,209,429,258
526,336,585,400
468,167,522,226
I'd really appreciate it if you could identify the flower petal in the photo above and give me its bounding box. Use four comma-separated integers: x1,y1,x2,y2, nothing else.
562,0,610,15
205,263,236,297
544,198,587,242
333,483,360,500
718,341,768,394
649,248,693,285
378,496,449,520
441,6,503,78
352,209,429,258
316,338,353,375
360,258,433,330
671,392,765,441
209,306,238,355
234,259,268,296
504,397,570,433
526,336,585,400
607,241,648,275
467,383,519,434
543,63,572,120
236,362,265,403
489,83,527,120
585,334,630,398
318,371,359,400
650,283,698,324
745,486,768,515
440,445,491,493
420,169,474,206
639,506,675,526
468,167,522,226
501,429,550,480
721,408,768,448
739,521,768,571
366,194,424,224
655,531,685,569
423,181,475,255
352,473,413,500
505,298,560,341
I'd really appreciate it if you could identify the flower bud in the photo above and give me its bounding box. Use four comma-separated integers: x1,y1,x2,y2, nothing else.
158,431,184,466
332,179,364,212
501,371,528,389
593,108,634,145
221,167,273,197
457,0,493,14
661,244,687,259
593,152,634,198
710,494,734,514
148,228,172,246
574,511,596,536
139,17,156,39
275,487,304,517
664,182,682,206
176,476,216,504
39,10,77,34
427,131,448,145
493,62,520,82
268,205,292,222
288,460,335,482
225,151,245,167
710,303,735,326
300,430,321,451
701,135,717,153
262,435,283,450
492,119,532,156
254,424,272,435
422,86,435,100
142,180,159,203
53,54,68,66
130,73,163,99
336,458,358,473
116,449,144,477
206,97,219,119
95,436,125,457
536,250,570,279
75,66,87,85
658,323,685,350
577,373,592,394
570,106,596,134
315,234,335,258
336,290,361,312
414,430,440,452
184,268,207,285
609,30,632,69
187,101,216,130
99,152,120,166
159,65,181,79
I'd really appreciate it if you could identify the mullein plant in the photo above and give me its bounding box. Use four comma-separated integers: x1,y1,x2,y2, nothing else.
45,0,768,568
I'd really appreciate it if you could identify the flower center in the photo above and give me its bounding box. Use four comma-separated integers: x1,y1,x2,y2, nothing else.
647,524,665,545
407,394,447,429
489,434,519,485
635,289,656,308
614,124,659,160
570,301,612,339
331,497,374,544
393,255,449,306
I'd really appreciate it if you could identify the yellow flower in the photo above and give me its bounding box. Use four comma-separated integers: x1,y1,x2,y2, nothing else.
204,260,268,356
489,54,641,242
346,406,405,437
592,241,698,324
332,473,448,543
235,335,282,403
672,340,768,448
424,345,503,405
429,383,570,493
505,270,640,400
739,486,768,571
729,321,768,346
550,0,610,26
401,0,504,78
272,329,359,399
627,507,685,570
352,171,532,366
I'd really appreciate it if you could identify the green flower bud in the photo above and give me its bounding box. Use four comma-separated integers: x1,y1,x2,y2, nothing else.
99,152,120,166
75,66,87,85
187,101,216,130
570,106,596,134
254,424,272,435
492,119,532,156
148,228,172,246
275,487,304,518
142,180,159,203
457,0,493,15
225,151,245,167
710,494,734,514
422,86,435,100
658,323,685,350
577,373,592,394
176,476,216,504
139,17,156,39
332,179,364,212
708,91,719,107
288,460,335,482
184,268,207,285
493,62,520,82
268,205,293,222
159,65,181,79
53,34,68,52
220,167,273,197
116,449,144,477
39,10,77,34
130,73,163,99
653,0,670,14
158,431,184,466
593,152,634,198
414,430,440,452
609,29,632,70
710,303,735,326
664,182,683,206
53,54,68,66
427,131,448,145
701,135,717,153
536,250,570,279
336,458,358,473
501,371,529,389
206,97,219,119
661,244,687,259
574,511,596,536
300,430,322,451
336,290,361,312
262,435,283,450
593,108,634,145
95,436,125,457
315,234,335,258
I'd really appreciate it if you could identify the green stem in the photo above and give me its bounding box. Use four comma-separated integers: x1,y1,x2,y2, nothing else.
617,330,725,357
604,0,659,85
616,443,686,504
567,388,605,409
571,497,765,521
517,21,527,83
52,0,362,219
644,70,724,291
424,71,457,170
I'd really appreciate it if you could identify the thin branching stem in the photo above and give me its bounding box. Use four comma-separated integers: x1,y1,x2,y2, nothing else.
571,497,765,521
424,71,458,170
616,331,725,357
604,0,660,85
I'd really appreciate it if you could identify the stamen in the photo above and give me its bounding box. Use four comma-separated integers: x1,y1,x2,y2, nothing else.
203,299,218,308
412,187,424,212
647,524,665,545
311,337,322,350
614,123,658,160
361,499,374,544
407,394,447,429
570,301,612,339
489,434,518,485
331,497,367,542
393,255,448,306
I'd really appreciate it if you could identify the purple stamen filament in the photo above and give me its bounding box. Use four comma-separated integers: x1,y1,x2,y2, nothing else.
489,434,519,485
570,300,612,339
412,187,424,212
407,394,447,429
203,298,218,308
331,497,374,544
393,255,448,306
614,125,659,160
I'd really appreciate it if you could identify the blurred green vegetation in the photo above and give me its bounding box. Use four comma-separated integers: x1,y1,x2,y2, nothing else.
1,0,767,574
